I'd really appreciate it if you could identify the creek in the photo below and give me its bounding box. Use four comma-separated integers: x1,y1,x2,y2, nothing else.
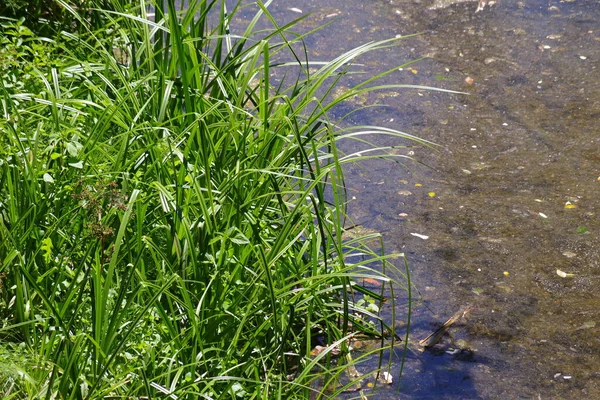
241,0,600,398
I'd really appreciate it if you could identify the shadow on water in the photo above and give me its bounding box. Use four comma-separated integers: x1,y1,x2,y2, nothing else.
240,0,600,398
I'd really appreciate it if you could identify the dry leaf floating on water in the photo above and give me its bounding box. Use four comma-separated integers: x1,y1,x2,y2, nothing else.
381,371,393,384
556,269,575,278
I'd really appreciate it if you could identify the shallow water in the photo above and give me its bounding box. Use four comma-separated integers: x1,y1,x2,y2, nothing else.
238,0,600,398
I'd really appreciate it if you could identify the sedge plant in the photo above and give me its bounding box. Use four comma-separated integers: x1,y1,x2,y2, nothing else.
0,0,439,398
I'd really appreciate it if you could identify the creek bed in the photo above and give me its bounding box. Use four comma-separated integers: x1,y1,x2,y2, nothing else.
243,0,600,398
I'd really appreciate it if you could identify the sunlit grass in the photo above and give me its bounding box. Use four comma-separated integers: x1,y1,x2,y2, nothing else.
0,0,434,397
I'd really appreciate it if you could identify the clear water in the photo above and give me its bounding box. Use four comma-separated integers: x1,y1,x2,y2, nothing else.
233,0,600,398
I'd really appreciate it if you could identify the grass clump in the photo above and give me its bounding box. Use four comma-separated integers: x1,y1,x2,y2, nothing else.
0,0,422,397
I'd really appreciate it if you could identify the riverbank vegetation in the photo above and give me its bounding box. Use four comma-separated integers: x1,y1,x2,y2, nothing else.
0,1,421,397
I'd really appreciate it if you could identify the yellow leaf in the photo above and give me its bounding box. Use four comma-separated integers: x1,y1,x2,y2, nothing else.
411,69,418,74
503,271,510,276
564,201,577,209
428,192,436,198
415,183,422,187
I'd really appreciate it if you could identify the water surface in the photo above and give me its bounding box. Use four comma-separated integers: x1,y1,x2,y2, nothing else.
240,0,600,398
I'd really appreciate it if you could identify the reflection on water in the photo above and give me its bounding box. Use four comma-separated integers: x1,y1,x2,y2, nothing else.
237,0,600,398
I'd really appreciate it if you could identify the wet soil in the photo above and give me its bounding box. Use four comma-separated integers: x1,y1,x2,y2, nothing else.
238,0,600,398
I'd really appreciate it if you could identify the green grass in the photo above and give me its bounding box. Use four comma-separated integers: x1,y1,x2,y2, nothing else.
0,0,438,398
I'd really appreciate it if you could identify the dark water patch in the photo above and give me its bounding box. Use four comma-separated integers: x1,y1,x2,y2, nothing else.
505,75,529,86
